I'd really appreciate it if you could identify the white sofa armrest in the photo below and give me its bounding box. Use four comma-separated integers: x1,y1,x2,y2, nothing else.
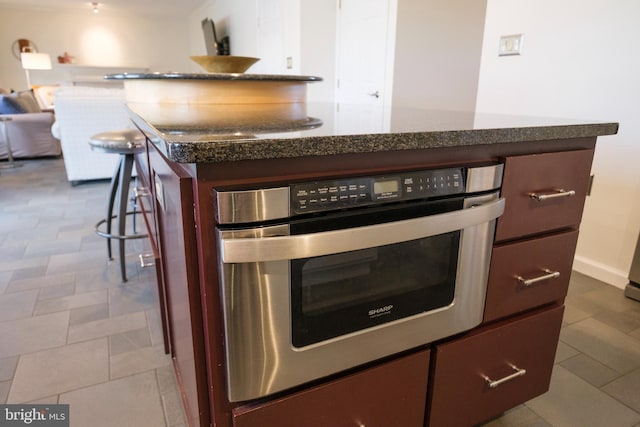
53,87,135,183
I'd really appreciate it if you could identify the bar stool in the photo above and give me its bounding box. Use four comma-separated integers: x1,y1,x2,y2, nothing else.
90,129,147,282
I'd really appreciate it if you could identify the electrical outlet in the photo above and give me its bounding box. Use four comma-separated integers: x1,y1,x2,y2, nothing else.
498,34,523,56
286,57,293,69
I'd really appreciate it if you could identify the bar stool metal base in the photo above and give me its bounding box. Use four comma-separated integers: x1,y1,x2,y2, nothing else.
89,129,146,282
95,212,149,243
95,211,148,280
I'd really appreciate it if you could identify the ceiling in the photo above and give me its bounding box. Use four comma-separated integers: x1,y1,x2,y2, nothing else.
0,0,207,17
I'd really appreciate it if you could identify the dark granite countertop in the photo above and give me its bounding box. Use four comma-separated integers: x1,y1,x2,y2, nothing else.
106,72,322,82
126,102,618,164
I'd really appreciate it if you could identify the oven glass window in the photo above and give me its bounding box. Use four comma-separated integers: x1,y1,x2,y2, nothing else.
290,197,464,347
291,230,460,348
301,233,456,314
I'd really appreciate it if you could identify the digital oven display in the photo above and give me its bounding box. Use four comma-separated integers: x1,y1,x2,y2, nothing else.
373,178,400,199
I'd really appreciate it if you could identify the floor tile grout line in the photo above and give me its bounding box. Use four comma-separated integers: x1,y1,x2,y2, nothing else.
157,369,171,427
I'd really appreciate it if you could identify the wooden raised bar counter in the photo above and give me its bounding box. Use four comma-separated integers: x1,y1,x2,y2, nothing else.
127,101,617,427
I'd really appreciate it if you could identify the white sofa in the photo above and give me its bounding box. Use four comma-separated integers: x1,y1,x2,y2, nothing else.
53,87,136,184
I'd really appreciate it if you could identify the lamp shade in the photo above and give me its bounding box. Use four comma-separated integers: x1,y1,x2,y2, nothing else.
21,52,52,70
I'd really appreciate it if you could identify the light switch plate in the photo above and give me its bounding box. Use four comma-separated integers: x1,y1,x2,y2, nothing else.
498,34,523,56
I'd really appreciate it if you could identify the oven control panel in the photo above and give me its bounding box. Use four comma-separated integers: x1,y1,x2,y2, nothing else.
291,167,464,214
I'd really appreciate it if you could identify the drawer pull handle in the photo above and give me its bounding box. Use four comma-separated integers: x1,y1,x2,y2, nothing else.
516,268,560,286
529,189,575,201
134,187,151,198
139,253,155,268
482,364,527,389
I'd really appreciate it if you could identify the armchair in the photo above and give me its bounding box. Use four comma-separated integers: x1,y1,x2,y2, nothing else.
0,112,61,159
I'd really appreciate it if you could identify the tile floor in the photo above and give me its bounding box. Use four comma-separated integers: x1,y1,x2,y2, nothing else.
2,157,640,427
0,158,186,427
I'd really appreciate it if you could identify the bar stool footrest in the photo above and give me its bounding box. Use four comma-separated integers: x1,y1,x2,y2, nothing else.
95,211,149,240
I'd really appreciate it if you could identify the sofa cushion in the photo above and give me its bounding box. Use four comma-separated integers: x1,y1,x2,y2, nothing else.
0,95,24,114
0,90,42,114
33,85,59,110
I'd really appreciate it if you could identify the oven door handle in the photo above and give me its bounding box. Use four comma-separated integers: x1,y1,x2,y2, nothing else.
219,197,505,263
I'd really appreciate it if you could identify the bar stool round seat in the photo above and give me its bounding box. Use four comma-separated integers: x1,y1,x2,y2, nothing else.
89,129,147,282
88,129,146,155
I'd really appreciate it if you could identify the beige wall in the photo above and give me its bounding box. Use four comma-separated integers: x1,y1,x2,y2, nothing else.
476,0,640,288
0,6,191,90
392,0,487,110
188,0,335,101
188,0,259,63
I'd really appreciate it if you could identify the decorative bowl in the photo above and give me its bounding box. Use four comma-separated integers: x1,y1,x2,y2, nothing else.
190,55,260,73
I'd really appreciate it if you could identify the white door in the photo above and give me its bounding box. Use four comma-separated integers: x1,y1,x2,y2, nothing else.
257,0,300,75
257,0,285,73
335,0,397,132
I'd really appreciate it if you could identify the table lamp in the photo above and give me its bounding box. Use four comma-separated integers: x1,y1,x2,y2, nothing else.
21,52,52,89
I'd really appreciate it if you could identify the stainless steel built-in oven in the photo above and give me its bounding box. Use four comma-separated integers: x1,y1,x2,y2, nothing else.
215,164,505,402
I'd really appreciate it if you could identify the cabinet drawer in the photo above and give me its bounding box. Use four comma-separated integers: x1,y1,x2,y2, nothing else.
427,305,564,427
484,229,578,322
495,149,594,241
233,349,430,427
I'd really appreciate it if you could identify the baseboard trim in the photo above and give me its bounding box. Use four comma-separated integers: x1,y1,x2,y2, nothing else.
573,255,629,290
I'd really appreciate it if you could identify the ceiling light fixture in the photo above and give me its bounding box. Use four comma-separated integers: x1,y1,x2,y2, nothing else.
91,2,100,13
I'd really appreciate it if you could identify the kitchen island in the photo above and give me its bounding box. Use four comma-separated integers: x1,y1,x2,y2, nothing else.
126,101,617,427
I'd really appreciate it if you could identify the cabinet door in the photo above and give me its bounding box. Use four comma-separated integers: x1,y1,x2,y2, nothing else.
484,229,578,323
427,305,564,427
134,150,171,355
232,349,430,427
150,148,209,427
495,149,594,242
134,145,158,246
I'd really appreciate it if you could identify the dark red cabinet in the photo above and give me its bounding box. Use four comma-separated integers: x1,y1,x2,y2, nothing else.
427,305,564,427
428,148,594,425
484,229,579,322
233,349,431,427
141,138,598,427
495,149,594,242
148,146,210,427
